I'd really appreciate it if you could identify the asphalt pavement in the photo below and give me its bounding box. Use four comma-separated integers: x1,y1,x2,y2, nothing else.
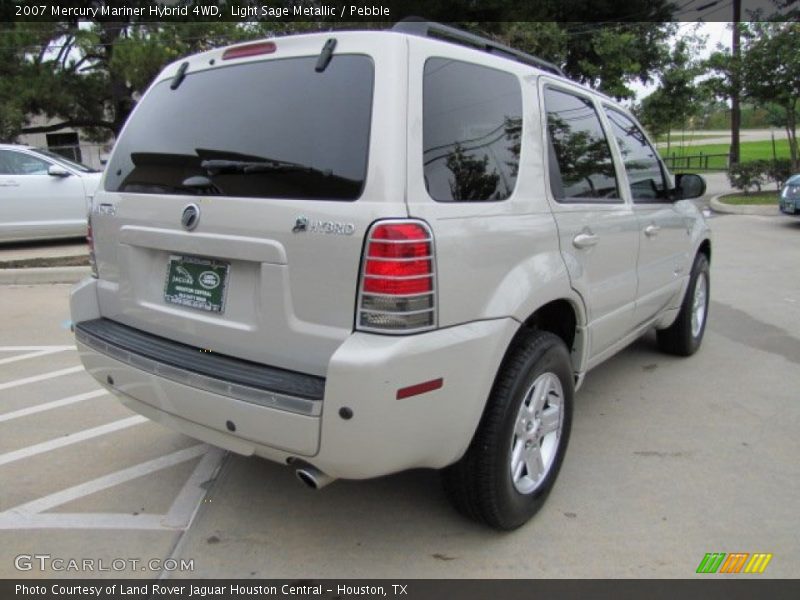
0,211,798,578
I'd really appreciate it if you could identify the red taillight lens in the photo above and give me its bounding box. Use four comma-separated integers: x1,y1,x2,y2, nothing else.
222,41,276,60
357,221,436,333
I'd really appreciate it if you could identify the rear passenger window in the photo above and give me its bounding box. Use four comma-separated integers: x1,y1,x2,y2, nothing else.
423,58,523,202
603,107,669,201
543,88,619,202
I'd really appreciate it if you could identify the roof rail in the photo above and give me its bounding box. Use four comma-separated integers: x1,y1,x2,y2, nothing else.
391,17,565,78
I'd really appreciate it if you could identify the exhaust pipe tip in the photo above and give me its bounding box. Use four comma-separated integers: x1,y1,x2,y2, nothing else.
295,465,335,490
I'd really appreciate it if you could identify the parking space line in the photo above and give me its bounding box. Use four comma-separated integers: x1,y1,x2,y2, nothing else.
0,513,167,530
0,444,208,530
0,389,107,423
0,366,84,391
0,346,74,352
0,348,73,366
0,415,147,467
163,447,226,529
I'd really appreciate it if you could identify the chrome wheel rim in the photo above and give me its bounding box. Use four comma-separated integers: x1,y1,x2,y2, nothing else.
510,372,564,494
691,273,708,338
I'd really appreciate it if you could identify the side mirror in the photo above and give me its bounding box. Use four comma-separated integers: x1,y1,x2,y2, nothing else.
47,164,70,178
674,173,706,200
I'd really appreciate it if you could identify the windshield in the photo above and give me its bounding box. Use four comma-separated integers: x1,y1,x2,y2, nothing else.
31,148,98,173
105,54,374,200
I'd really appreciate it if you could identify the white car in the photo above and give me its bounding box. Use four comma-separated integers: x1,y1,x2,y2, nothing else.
0,144,102,242
71,22,710,530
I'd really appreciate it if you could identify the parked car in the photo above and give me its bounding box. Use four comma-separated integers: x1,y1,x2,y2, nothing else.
780,173,800,215
70,21,711,530
0,144,101,242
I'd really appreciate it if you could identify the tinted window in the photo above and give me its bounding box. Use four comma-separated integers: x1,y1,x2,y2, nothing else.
105,55,374,200
543,88,619,201
604,108,667,201
0,150,50,175
423,58,522,202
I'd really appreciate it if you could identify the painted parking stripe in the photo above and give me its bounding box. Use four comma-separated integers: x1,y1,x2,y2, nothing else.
0,348,73,366
163,447,226,529
0,346,74,352
0,513,166,530
0,366,84,391
0,444,208,530
0,389,107,423
0,415,147,467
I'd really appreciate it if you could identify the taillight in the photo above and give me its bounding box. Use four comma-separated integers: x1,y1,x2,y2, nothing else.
87,212,98,278
357,220,436,333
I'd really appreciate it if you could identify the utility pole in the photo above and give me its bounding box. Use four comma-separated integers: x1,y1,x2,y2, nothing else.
730,0,741,165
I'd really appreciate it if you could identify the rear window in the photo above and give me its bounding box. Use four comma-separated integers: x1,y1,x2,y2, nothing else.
105,55,374,200
423,58,523,202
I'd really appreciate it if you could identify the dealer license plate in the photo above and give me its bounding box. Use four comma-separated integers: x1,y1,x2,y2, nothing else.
164,255,229,313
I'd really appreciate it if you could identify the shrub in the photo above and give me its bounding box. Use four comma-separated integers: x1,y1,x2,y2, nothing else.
766,158,794,189
728,160,769,194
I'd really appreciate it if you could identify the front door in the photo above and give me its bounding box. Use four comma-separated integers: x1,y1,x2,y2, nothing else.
601,107,690,325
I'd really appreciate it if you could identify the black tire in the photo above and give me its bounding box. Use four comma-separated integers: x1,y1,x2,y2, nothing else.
656,253,710,357
442,329,574,530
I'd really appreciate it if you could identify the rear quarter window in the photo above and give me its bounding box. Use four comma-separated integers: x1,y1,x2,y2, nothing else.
423,58,523,202
105,55,374,201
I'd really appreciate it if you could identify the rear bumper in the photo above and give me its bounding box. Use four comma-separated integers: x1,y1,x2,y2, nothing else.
71,277,518,479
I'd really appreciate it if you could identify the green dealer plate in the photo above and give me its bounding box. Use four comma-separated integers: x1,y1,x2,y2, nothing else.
164,255,230,313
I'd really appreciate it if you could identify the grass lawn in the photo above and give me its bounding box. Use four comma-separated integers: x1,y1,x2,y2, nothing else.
659,139,793,170
718,192,779,205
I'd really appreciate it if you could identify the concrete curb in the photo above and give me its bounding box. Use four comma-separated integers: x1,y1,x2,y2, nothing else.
710,194,782,216
0,266,90,285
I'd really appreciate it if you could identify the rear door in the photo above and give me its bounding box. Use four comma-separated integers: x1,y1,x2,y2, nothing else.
91,34,408,377
602,107,690,325
540,84,639,362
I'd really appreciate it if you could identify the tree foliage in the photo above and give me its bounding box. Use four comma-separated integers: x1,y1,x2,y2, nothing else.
739,22,800,169
0,0,677,143
636,31,708,147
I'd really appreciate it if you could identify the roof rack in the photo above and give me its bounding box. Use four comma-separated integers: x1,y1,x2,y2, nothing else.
391,18,565,78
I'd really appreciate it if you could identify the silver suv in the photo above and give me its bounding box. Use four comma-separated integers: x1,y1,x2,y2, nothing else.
71,21,711,530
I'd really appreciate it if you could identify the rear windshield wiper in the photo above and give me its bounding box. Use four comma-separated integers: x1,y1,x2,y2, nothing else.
200,158,314,175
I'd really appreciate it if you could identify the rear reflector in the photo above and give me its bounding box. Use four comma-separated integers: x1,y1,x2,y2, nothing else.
87,214,98,278
396,378,444,400
222,41,276,60
357,220,436,334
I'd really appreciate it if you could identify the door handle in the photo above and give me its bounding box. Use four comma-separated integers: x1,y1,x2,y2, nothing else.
572,232,599,249
644,224,661,237
0,180,20,187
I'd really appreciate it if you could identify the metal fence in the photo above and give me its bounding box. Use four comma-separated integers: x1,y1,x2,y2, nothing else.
662,152,731,172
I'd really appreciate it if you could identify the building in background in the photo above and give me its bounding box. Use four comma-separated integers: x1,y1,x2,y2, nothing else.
17,116,113,170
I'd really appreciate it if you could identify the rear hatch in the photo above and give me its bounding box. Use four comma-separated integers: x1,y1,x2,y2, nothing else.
90,33,408,377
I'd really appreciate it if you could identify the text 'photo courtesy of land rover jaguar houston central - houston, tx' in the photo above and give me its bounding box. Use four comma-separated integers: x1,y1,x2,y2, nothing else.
71,21,711,530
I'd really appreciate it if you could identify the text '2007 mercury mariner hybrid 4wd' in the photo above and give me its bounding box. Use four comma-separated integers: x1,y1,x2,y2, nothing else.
71,20,711,530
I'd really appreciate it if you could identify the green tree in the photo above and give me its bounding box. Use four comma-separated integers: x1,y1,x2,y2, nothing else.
1,0,679,142
739,22,800,169
473,19,676,100
636,32,709,153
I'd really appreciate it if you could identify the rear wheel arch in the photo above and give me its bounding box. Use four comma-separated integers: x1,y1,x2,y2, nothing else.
514,298,586,375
